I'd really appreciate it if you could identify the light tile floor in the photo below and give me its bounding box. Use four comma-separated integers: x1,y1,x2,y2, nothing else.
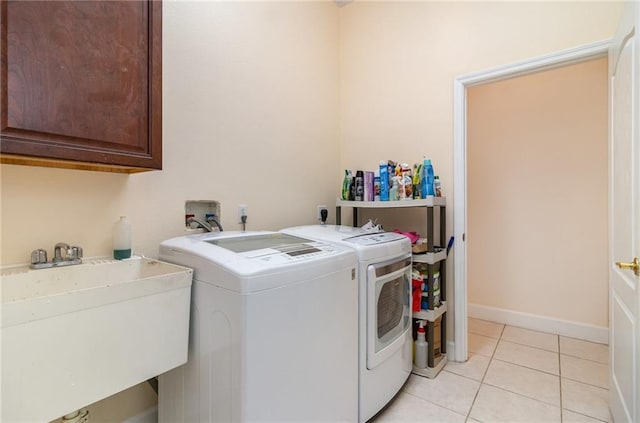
373,318,611,423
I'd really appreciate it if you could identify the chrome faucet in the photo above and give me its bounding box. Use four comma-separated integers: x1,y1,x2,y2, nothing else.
206,214,224,232
31,242,83,269
53,242,71,262
187,217,214,232
187,215,224,232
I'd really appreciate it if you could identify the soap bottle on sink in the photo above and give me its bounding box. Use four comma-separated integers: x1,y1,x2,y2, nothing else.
113,216,132,260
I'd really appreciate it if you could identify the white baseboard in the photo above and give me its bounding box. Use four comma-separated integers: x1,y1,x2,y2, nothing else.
468,303,609,345
123,406,158,423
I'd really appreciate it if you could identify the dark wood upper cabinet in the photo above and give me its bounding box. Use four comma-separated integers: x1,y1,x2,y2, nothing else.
0,0,162,173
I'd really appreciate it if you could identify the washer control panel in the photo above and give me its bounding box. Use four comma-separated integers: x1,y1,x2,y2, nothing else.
245,241,340,265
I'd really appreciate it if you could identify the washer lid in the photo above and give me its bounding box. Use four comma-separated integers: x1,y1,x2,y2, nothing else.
206,233,313,253
159,231,356,292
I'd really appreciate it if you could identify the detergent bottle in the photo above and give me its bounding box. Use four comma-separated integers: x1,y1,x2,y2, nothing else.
379,161,389,201
422,159,435,197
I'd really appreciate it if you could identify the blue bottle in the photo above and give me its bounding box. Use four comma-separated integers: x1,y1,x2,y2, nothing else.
379,160,389,201
422,159,435,197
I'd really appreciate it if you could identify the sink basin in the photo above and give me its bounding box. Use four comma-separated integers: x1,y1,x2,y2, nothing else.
1,257,193,422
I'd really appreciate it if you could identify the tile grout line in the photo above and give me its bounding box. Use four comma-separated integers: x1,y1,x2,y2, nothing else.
559,342,610,394
558,334,563,423
561,408,611,423
464,322,506,422
480,326,564,412
469,336,608,373
396,321,609,423
497,337,559,354
469,321,610,423
399,389,470,419
560,375,611,391
478,381,564,412
559,351,610,366
498,328,565,419
561,334,608,346
401,377,487,421
489,334,562,377
559,339,610,391
489,356,560,378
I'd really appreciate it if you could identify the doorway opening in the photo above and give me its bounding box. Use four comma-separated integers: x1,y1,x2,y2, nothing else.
452,40,610,362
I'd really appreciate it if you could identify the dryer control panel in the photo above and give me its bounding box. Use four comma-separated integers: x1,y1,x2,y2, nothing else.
343,232,407,246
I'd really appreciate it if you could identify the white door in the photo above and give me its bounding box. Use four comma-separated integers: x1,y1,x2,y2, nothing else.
609,2,640,422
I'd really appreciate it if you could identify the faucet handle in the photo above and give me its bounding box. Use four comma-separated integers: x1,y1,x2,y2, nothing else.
68,246,83,260
53,242,71,261
31,249,48,265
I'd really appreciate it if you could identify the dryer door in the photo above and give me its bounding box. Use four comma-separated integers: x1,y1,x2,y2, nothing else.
366,255,411,369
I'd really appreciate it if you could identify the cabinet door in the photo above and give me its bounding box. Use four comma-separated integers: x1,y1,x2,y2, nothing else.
0,0,162,172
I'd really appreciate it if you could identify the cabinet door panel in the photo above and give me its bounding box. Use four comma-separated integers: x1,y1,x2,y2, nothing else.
1,0,162,171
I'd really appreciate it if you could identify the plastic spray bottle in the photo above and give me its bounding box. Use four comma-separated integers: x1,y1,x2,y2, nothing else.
415,321,428,369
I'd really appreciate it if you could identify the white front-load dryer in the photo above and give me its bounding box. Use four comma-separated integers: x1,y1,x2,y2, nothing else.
158,231,358,422
280,225,412,422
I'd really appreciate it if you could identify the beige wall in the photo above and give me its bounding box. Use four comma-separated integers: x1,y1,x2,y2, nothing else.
338,0,621,335
2,2,339,421
1,1,623,420
467,57,609,327
1,1,340,266
339,1,621,177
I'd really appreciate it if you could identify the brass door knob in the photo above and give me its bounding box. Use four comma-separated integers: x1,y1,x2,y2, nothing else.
616,257,640,276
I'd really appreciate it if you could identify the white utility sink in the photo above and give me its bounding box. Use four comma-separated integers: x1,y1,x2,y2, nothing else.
1,257,193,422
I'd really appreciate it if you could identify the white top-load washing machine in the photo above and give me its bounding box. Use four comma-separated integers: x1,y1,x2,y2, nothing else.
280,225,412,422
157,231,358,423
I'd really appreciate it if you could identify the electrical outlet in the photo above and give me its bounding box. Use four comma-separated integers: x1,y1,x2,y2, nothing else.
237,204,248,224
317,205,328,221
